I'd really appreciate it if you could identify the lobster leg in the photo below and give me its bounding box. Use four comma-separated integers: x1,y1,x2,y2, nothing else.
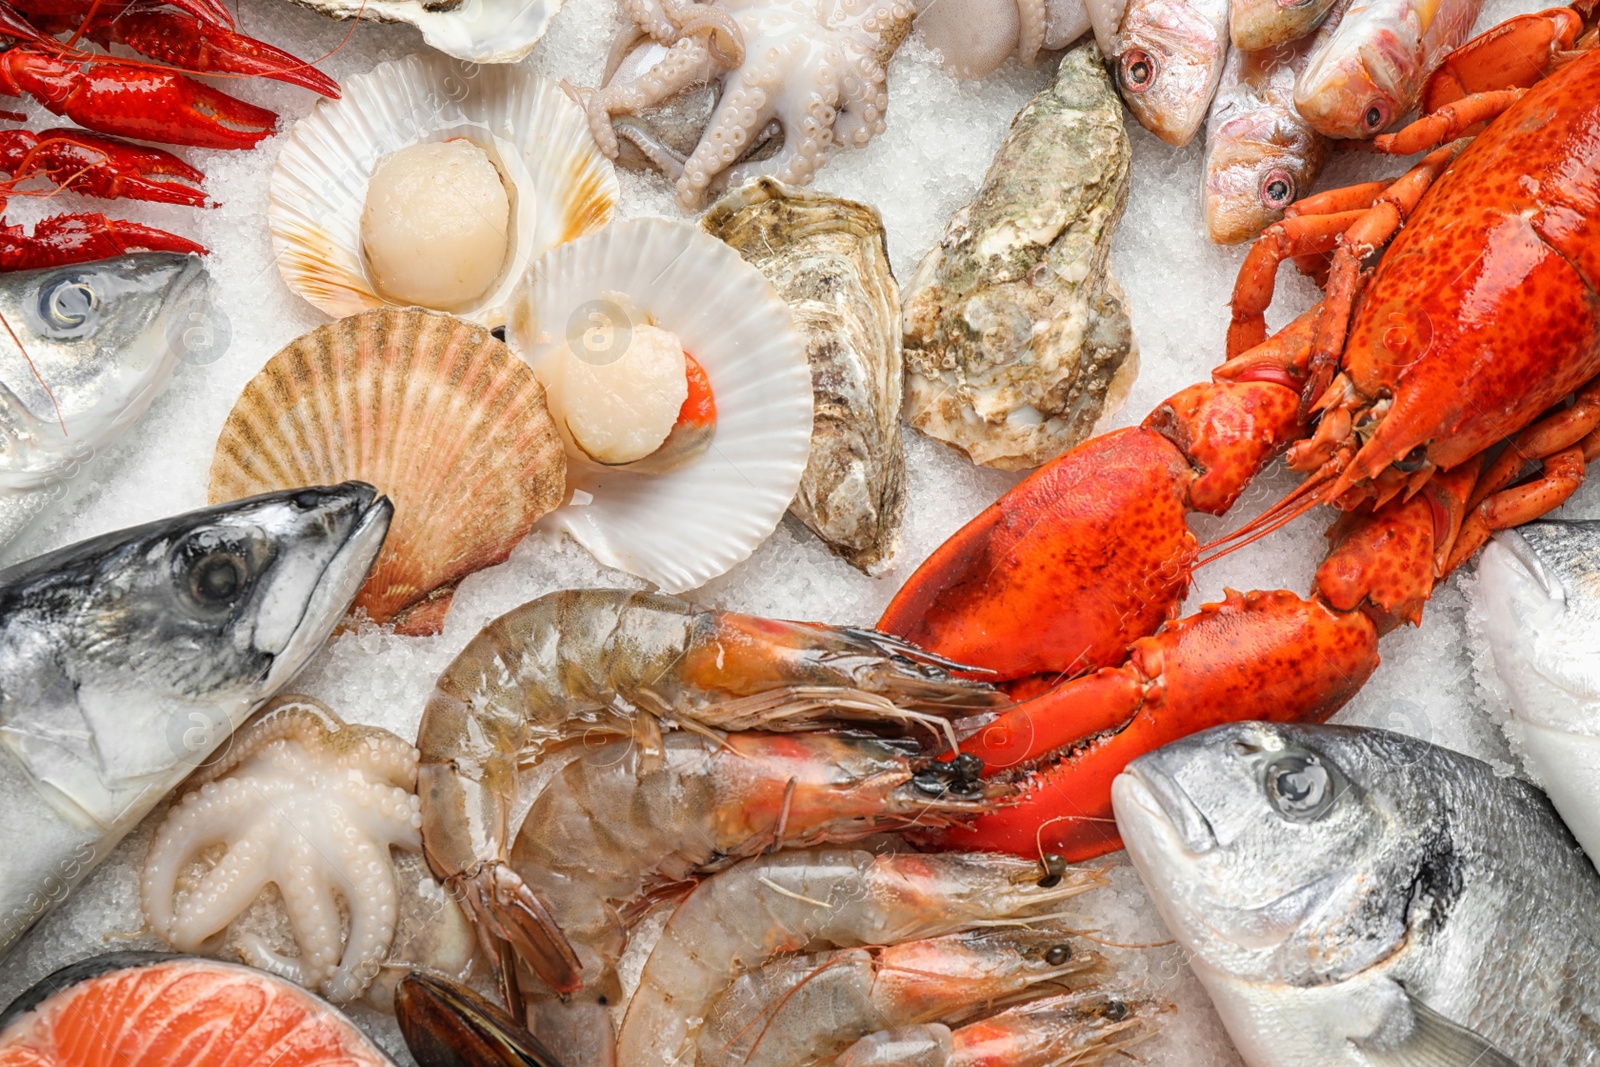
0,213,204,271
0,48,277,149
1374,90,1527,154
1421,6,1585,113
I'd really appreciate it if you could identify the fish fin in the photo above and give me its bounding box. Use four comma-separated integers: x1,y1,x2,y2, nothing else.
1359,993,1523,1067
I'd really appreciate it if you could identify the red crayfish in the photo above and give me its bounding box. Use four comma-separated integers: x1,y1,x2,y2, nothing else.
0,0,336,269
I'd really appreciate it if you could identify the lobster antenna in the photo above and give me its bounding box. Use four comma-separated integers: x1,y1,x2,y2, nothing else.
1193,472,1338,567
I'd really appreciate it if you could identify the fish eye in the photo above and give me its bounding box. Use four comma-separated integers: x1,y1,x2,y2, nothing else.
192,554,247,605
1363,101,1390,131
1264,754,1336,820
1121,50,1157,92
1044,944,1072,965
174,530,257,610
1260,169,1295,209
39,276,99,333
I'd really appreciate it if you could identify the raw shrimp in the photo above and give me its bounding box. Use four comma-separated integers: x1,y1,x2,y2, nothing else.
614,848,1106,1067
697,928,1101,1067
833,992,1151,1067
416,589,1005,994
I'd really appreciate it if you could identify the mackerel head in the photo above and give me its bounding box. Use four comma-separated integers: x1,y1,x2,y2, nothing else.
0,484,390,957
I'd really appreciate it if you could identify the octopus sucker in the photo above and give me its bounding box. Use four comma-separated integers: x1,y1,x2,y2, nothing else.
140,696,434,1005
585,0,914,207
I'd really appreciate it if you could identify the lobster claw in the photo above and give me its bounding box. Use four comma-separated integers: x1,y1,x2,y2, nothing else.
0,214,204,272
396,972,566,1067
0,128,208,206
103,0,341,97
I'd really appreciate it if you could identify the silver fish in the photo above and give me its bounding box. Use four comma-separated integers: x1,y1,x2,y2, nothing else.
902,40,1137,471
1293,0,1483,138
1202,23,1336,244
1114,721,1600,1067
1476,521,1600,872
0,483,390,958
0,253,210,558
1093,0,1230,145
702,178,906,572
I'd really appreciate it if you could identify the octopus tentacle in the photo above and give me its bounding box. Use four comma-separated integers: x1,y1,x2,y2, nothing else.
327,835,402,1002
584,36,722,159
1015,0,1047,64
663,0,747,66
142,783,277,946
677,70,780,206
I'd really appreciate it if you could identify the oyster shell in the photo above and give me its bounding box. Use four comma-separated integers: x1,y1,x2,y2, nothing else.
702,178,905,573
901,40,1137,470
283,0,560,64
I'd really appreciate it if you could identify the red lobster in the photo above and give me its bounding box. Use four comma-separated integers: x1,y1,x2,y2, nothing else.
879,4,1600,863
0,0,337,268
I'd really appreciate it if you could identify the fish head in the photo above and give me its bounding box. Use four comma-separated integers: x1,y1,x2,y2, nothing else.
1293,18,1418,138
1477,522,1600,736
0,254,210,490
1203,104,1327,243
1113,722,1444,989
0,483,391,788
1113,0,1228,145
1229,0,1334,52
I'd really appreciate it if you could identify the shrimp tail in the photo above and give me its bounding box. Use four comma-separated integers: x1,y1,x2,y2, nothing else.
453,862,583,996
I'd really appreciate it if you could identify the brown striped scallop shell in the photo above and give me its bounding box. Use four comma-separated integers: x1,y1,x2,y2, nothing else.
209,307,565,635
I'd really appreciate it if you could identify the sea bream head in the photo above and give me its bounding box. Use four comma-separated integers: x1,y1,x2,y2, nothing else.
0,254,209,493
1292,2,1420,139
0,484,391,826
1109,0,1229,146
1476,520,1600,866
1111,723,1460,991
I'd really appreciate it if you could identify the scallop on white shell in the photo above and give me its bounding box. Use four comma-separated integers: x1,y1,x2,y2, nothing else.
284,0,560,64
268,54,617,329
510,218,813,593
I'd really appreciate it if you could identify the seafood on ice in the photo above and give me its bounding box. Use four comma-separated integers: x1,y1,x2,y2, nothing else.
415,588,1005,991
702,179,907,572
902,41,1137,470
1096,0,1230,145
269,54,616,328
577,0,913,207
1114,722,1600,1066
0,485,389,959
915,0,1094,77
1474,520,1600,869
509,218,813,592
140,696,474,1006
208,307,566,637
0,253,209,557
615,848,1112,1067
0,953,394,1066
1202,18,1340,243
1228,0,1338,50
1293,0,1484,137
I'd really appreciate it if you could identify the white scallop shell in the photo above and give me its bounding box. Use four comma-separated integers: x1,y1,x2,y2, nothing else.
268,54,617,329
285,0,560,64
510,218,813,593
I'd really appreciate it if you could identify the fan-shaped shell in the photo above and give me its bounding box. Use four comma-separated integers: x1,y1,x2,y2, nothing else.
509,217,812,593
209,308,565,635
268,54,617,329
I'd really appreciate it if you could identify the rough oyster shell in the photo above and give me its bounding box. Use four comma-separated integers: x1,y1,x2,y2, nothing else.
702,178,905,573
283,0,560,64
268,54,616,329
209,307,565,635
902,40,1137,470
509,217,813,593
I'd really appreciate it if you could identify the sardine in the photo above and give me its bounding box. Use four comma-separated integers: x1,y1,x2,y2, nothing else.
1092,0,1230,145
1293,0,1483,138
1114,721,1600,1067
0,484,390,958
1202,30,1332,243
0,253,210,558
1476,521,1600,871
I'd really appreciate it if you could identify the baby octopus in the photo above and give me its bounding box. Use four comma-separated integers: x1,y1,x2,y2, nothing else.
581,0,913,206
141,696,425,1003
